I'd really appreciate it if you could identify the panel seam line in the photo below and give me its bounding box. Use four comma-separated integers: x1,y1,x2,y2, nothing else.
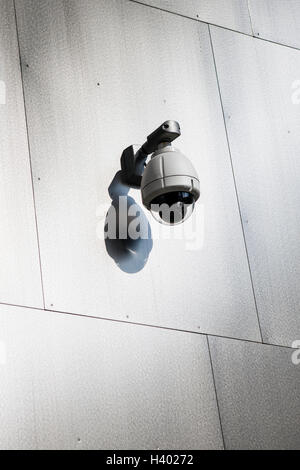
13,0,46,309
129,0,300,53
246,0,255,36
0,300,295,351
206,336,226,450
208,24,264,343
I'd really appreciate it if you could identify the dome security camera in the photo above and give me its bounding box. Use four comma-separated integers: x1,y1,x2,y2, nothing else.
120,121,200,225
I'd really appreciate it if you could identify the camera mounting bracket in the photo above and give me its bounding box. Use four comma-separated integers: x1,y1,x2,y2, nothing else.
120,120,181,188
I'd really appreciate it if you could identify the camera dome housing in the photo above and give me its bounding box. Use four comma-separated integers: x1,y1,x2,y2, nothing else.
120,120,200,225
141,144,200,225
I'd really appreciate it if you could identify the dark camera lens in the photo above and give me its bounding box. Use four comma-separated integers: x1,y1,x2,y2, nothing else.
150,191,195,225
152,191,194,207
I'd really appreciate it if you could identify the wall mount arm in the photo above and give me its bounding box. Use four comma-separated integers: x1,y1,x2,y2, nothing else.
120,120,181,188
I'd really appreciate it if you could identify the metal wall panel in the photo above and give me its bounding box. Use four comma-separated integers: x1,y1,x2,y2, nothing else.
210,27,300,347
0,303,223,449
0,0,43,308
209,336,300,449
131,0,252,34
14,0,261,341
249,0,300,49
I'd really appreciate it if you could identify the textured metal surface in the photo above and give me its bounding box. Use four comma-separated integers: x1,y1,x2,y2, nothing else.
249,0,300,49
209,336,300,449
211,27,300,347
0,0,43,308
132,0,252,34
0,304,223,450
14,0,261,341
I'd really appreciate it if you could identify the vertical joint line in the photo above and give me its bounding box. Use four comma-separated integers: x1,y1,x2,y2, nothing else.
206,336,226,450
208,25,263,343
246,0,255,36
13,0,46,309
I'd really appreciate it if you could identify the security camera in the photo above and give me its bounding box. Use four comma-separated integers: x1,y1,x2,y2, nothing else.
120,121,200,225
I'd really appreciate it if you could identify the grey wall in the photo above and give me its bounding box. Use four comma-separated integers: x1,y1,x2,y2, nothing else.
0,0,300,449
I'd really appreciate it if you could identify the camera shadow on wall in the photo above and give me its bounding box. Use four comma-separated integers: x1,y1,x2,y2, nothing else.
105,171,153,274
